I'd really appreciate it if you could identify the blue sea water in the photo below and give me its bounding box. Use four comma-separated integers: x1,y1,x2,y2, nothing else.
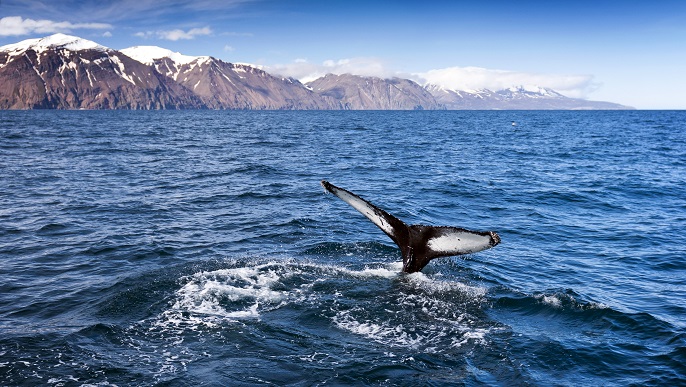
0,110,684,386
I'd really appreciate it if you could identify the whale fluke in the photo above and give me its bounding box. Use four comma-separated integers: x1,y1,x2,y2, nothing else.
321,180,500,273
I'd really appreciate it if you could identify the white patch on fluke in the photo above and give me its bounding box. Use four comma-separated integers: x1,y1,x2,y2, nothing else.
427,232,491,255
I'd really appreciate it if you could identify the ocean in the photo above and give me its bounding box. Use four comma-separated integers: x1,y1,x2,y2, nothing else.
0,110,684,386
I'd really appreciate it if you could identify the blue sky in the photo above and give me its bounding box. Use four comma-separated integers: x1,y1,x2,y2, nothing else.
1,0,685,109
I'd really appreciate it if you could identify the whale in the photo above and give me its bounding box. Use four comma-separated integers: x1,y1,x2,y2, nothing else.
321,180,500,273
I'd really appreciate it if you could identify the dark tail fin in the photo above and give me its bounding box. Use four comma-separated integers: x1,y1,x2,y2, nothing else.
321,180,409,247
321,180,500,273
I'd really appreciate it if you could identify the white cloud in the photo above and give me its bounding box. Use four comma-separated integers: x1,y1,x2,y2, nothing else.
135,26,212,41
270,60,598,97
134,31,153,39
157,27,212,41
224,45,235,52
270,57,396,84
414,66,597,98
0,16,111,36
102,31,112,38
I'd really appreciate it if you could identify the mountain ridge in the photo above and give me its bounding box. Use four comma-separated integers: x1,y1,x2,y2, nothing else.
0,34,633,110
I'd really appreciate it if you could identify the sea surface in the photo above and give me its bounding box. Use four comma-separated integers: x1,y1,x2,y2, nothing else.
0,110,684,386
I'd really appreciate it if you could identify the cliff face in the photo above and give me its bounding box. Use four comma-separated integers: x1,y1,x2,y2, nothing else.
0,37,204,109
306,74,443,110
0,50,47,109
0,34,633,110
0,34,340,111
164,58,339,110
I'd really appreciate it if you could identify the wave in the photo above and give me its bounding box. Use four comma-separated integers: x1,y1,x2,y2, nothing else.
494,287,676,330
301,240,398,257
139,258,491,354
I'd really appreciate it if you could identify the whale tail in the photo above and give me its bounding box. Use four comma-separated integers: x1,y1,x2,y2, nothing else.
321,180,500,273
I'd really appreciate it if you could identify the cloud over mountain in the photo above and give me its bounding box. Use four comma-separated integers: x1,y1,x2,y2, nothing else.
269,58,598,99
415,66,598,99
270,57,396,84
0,33,631,110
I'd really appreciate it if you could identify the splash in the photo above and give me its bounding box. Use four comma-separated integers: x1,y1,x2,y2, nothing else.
145,259,492,355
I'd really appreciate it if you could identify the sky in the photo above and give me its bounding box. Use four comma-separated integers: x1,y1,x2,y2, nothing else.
1,0,685,109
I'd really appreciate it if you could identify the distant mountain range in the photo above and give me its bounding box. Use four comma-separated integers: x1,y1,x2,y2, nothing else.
0,34,632,110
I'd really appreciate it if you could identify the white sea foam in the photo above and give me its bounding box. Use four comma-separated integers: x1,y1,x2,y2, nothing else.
405,271,488,297
333,305,489,353
166,261,401,322
541,295,562,308
337,262,401,278
170,264,289,320
333,310,425,350
149,259,491,354
332,268,489,352
535,292,609,310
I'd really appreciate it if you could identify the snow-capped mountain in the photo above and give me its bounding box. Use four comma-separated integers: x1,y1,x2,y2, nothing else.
306,73,442,110
424,83,629,110
120,45,336,109
120,46,211,80
0,33,107,54
120,46,202,67
0,34,203,109
0,34,632,110
0,34,338,110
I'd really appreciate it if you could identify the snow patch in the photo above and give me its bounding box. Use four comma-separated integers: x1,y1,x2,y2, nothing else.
0,33,107,54
219,69,236,86
120,45,208,67
109,55,136,85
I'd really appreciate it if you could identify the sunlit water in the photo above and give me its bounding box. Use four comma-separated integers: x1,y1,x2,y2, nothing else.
1,110,684,385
